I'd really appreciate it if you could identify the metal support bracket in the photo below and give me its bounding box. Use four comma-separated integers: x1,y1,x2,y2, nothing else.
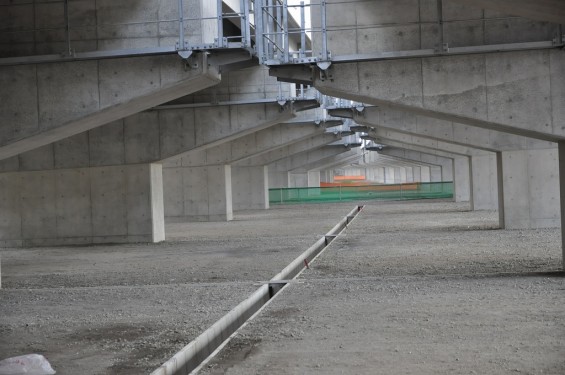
327,108,355,119
177,49,193,60
269,65,315,85
179,52,199,70
207,49,253,68
318,66,334,82
317,61,332,71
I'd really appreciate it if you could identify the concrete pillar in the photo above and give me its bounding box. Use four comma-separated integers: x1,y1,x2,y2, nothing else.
384,167,395,184
0,163,165,246
471,154,498,210
454,157,471,203
501,148,559,229
373,167,385,183
308,171,321,187
558,142,565,269
399,168,407,183
405,167,414,183
413,166,422,182
430,166,442,183
232,166,269,211
393,167,402,183
421,167,431,183
164,165,233,222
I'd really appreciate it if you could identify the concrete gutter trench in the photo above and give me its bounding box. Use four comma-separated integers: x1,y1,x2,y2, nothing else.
151,205,364,375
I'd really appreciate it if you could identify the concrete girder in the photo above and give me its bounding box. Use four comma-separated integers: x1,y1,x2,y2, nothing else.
274,146,355,173
0,0,219,57
449,0,565,24
234,133,342,167
375,139,470,160
366,127,483,157
0,53,222,161
374,153,443,169
289,149,363,173
339,106,556,152
315,50,565,141
0,102,296,173
166,120,333,167
380,147,453,168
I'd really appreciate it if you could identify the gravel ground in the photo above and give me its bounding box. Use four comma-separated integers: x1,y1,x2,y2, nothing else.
202,200,565,375
0,204,354,374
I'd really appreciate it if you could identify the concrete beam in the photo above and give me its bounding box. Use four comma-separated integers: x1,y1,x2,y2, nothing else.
284,147,358,173
449,0,565,24
367,127,479,156
235,132,341,167
315,50,565,141
171,121,333,167
0,102,296,173
0,53,221,160
289,149,364,173
345,106,555,152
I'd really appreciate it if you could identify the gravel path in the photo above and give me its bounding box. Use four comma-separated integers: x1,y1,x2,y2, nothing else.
201,200,565,375
0,204,354,374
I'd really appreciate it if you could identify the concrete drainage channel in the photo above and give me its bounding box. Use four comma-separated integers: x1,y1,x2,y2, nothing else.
151,205,364,375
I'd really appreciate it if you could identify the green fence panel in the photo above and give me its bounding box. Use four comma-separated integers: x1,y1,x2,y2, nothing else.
269,182,454,205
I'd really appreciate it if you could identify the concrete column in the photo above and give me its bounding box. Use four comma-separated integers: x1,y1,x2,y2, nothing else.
164,165,233,222
392,167,401,183
405,167,414,183
320,170,329,183
421,167,431,183
430,166,442,183
501,148,559,229
453,157,471,203
413,166,422,182
232,166,269,211
308,171,321,187
0,163,165,246
471,154,498,211
384,167,395,184
399,168,407,183
558,142,565,269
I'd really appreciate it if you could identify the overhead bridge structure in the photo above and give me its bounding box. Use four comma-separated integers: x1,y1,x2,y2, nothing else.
1,0,565,269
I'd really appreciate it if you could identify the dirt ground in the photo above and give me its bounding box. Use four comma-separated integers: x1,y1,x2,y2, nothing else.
201,201,565,375
0,203,354,374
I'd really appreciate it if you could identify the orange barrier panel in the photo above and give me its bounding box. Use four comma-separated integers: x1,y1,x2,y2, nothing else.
321,182,372,187
334,175,366,181
320,183,420,190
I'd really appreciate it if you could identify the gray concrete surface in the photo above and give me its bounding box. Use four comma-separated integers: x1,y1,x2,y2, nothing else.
0,203,356,374
201,200,565,375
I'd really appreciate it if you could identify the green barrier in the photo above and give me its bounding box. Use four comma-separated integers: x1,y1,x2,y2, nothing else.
269,182,454,205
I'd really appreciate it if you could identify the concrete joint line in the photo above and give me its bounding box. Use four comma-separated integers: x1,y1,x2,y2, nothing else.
151,206,364,375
